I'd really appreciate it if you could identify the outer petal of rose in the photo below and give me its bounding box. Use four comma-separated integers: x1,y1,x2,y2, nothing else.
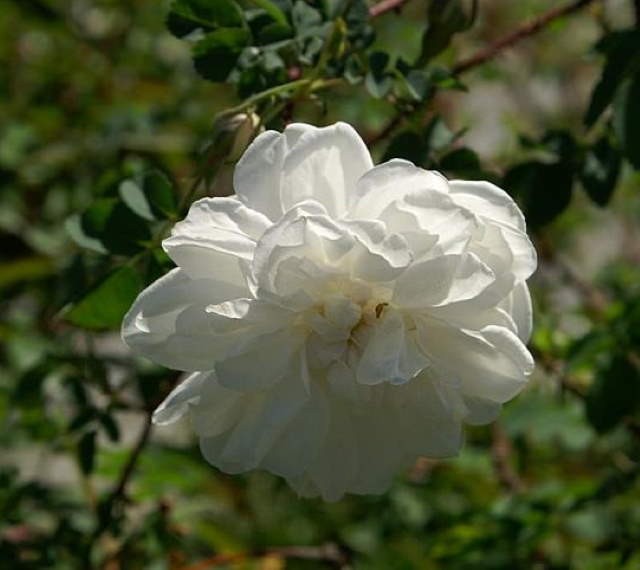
348,159,449,219
280,122,373,218
417,319,534,403
162,196,271,283
428,304,518,336
198,353,313,474
304,397,360,501
393,252,494,309
448,180,526,231
122,268,245,371
215,327,306,391
462,396,502,426
233,130,287,221
451,181,537,282
493,223,537,282
152,371,207,425
260,385,330,478
299,376,464,500
391,373,465,458
499,280,533,342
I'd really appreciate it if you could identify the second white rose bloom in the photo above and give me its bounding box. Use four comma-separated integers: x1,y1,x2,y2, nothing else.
122,122,537,501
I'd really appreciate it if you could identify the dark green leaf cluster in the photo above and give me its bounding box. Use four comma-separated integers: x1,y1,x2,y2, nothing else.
166,0,373,96
64,169,178,330
567,295,640,433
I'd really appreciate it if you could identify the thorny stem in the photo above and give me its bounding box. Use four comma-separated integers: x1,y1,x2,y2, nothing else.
368,0,602,146
452,0,601,74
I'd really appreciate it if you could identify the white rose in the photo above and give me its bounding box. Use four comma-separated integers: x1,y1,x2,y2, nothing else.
122,122,537,501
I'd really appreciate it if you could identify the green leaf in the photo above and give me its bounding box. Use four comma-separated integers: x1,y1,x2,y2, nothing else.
613,73,640,169
382,131,428,166
99,413,121,443
65,266,143,330
12,363,50,407
365,51,392,98
292,0,322,31
584,30,640,127
257,21,293,44
439,147,481,175
395,67,433,102
119,171,177,221
193,28,252,82
504,161,573,228
81,198,151,255
423,116,461,152
417,0,474,66
567,330,615,372
249,0,289,26
78,430,97,475
586,355,640,433
69,407,98,432
167,0,244,38
579,136,621,206
65,214,108,253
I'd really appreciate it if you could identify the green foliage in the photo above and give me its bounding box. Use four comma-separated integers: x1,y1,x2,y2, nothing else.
417,0,476,65
119,170,178,222
584,29,640,127
586,355,640,433
3,0,640,568
579,134,621,206
64,266,143,330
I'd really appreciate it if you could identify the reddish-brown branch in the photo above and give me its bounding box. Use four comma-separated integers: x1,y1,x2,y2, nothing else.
452,0,600,74
369,0,410,18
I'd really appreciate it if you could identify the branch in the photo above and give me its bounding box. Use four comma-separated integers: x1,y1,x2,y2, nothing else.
365,113,404,145
106,412,153,508
85,410,153,564
452,0,600,75
491,423,524,493
369,0,410,18
181,543,352,570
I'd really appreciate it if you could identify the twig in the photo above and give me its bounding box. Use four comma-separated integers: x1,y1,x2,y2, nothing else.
369,0,411,18
366,0,601,145
106,412,153,508
181,543,352,570
452,0,600,74
365,113,404,145
85,410,153,564
491,423,524,493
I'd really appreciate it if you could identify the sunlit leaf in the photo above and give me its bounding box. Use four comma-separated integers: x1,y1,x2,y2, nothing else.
65,266,143,330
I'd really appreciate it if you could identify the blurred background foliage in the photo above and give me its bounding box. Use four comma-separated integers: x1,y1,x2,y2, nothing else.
2,0,640,568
